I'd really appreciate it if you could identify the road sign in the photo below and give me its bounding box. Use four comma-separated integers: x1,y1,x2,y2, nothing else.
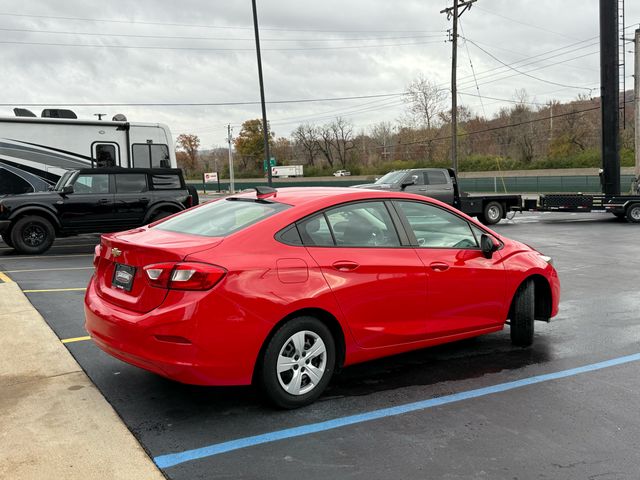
204,172,219,183
263,157,277,172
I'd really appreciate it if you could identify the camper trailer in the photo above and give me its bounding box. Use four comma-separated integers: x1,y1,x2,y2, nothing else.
0,108,177,194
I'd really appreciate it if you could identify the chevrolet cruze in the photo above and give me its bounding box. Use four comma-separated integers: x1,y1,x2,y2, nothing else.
85,187,560,408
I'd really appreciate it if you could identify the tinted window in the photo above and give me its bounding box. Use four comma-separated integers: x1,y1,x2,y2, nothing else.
278,225,303,246
324,202,400,247
0,169,33,194
426,170,448,185
132,144,151,168
298,214,334,246
395,201,478,249
95,144,117,167
115,174,147,193
151,174,181,189
156,198,289,237
132,144,170,168
73,174,109,194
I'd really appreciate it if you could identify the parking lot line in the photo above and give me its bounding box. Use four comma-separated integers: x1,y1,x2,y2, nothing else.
0,254,93,260
61,336,91,344
3,267,94,273
0,271,13,283
23,287,87,293
153,352,640,469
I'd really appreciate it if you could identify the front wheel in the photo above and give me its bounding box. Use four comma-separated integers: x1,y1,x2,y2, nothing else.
510,280,535,347
258,317,336,409
626,203,640,223
10,215,55,254
479,201,504,225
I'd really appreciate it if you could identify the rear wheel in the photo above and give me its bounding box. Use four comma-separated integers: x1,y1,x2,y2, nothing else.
626,203,640,223
479,201,504,225
150,210,174,222
510,280,535,347
258,316,336,409
10,215,55,254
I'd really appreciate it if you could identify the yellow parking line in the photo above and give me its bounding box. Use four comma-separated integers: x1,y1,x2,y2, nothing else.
0,271,13,283
61,336,91,344
4,267,94,273
23,287,87,293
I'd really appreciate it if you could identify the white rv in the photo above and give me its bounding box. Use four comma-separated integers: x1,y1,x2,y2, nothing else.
0,109,177,194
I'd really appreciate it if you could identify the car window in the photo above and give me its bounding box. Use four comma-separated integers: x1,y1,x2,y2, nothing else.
325,202,400,247
115,174,147,193
395,201,478,249
426,171,448,185
298,214,334,247
73,174,109,194
151,174,181,189
156,198,289,237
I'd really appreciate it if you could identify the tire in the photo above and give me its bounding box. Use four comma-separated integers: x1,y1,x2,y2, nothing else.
150,210,173,222
10,215,55,254
186,185,199,206
510,280,535,347
1,231,14,248
258,316,336,409
480,201,504,225
626,203,640,224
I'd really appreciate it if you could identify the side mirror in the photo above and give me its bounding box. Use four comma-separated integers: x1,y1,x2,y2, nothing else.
61,185,74,195
480,234,499,259
401,175,418,190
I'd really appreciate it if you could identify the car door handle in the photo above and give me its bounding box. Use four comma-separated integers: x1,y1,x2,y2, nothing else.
97,198,110,204
429,262,449,272
332,261,359,272
418,188,427,191
140,197,149,201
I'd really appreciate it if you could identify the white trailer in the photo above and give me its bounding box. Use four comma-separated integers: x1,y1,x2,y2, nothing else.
271,165,304,178
0,109,177,194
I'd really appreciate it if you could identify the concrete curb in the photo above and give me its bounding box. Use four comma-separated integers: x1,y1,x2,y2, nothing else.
0,282,165,480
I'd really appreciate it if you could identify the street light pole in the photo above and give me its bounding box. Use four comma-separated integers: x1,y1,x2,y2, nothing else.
251,0,272,186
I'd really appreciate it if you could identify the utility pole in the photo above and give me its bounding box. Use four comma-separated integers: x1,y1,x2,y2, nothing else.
227,124,235,194
634,28,640,193
599,0,620,196
441,0,476,175
251,0,272,187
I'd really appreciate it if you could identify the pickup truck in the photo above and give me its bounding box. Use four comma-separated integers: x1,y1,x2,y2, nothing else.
353,168,522,225
0,167,198,254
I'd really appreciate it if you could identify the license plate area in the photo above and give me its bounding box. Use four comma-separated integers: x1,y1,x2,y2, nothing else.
112,263,136,292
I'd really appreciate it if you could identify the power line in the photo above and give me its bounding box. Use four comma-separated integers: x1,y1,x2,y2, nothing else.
0,11,443,34
0,26,446,42
473,6,580,40
0,38,447,52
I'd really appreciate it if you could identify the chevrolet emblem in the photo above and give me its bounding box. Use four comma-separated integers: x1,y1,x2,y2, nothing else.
111,247,122,258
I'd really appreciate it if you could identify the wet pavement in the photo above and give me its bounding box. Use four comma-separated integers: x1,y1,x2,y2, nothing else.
1,211,639,479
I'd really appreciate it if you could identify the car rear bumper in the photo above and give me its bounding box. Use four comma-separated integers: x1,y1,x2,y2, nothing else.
84,277,256,385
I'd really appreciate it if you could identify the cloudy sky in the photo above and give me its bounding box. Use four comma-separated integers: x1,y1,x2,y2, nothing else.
1,0,639,148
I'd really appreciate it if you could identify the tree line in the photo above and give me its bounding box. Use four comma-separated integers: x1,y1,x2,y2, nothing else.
176,76,636,179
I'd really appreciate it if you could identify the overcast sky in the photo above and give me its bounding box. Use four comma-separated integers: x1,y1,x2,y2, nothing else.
1,0,639,148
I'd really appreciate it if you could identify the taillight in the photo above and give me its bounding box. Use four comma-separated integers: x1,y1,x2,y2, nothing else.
93,244,102,271
143,262,226,290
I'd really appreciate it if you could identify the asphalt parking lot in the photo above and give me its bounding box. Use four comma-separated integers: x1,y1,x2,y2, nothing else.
2,211,640,480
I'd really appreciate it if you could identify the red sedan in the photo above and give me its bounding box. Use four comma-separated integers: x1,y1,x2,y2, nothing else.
85,187,559,408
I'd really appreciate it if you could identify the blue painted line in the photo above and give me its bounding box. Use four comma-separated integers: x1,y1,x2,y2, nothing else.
154,352,640,469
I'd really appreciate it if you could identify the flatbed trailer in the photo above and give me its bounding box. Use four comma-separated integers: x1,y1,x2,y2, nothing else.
512,193,640,223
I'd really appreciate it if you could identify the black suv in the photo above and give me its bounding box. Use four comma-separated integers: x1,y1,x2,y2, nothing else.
0,168,198,254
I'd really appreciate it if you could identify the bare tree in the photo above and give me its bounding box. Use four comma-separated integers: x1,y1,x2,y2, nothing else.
330,117,356,169
316,125,335,167
369,122,394,162
292,124,320,166
404,75,447,130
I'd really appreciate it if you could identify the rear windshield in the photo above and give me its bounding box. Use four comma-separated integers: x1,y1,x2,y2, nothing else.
155,198,290,237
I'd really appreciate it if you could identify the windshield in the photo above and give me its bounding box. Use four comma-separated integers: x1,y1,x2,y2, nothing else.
156,198,291,237
374,171,408,185
53,171,76,191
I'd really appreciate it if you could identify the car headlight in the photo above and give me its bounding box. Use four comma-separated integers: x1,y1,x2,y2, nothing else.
539,255,553,266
